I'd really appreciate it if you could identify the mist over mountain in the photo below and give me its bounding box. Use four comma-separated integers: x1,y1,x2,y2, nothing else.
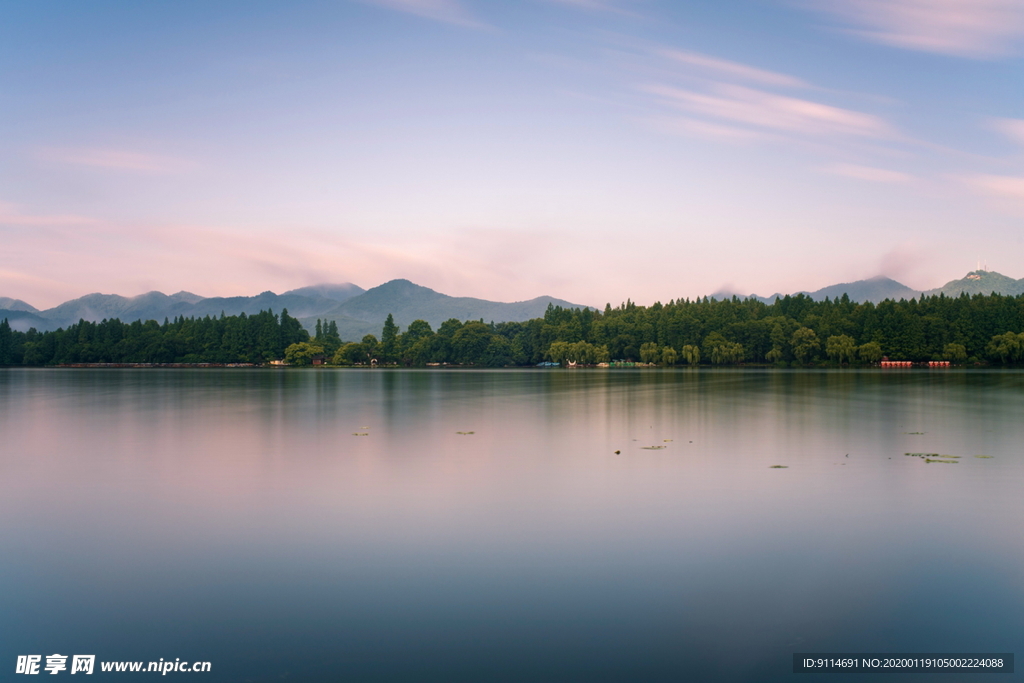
0,280,589,339
5,271,1024,339
304,279,588,341
282,283,365,302
0,297,37,312
721,271,1022,304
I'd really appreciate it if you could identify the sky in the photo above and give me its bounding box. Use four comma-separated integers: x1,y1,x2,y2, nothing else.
1,0,1022,309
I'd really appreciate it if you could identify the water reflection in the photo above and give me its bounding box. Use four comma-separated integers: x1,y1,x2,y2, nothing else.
1,368,1021,682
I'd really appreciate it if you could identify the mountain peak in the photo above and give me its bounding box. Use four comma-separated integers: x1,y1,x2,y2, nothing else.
0,297,38,312
282,283,364,303
925,270,1023,298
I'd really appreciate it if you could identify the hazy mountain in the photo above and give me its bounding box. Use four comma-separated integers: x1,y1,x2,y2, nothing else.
39,291,205,325
803,276,921,303
306,279,591,341
33,288,353,328
0,297,37,312
181,291,341,320
283,283,364,302
924,270,1024,298
0,280,587,339
7,271,1023,339
0,309,53,332
717,274,1016,305
713,279,915,305
169,291,206,305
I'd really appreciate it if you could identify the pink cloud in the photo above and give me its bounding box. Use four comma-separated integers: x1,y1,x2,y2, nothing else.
359,0,486,28
37,147,191,173
965,174,1024,200
0,201,100,227
643,115,769,143
991,118,1024,145
823,163,913,183
658,49,809,89
806,0,1024,58
644,83,893,139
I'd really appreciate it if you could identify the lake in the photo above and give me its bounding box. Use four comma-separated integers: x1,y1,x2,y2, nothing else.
1,368,1021,681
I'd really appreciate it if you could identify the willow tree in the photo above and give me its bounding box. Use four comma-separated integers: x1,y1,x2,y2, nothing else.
826,334,856,365
791,327,820,364
681,344,701,366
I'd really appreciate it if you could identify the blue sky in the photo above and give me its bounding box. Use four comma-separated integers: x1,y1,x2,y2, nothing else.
1,0,1022,308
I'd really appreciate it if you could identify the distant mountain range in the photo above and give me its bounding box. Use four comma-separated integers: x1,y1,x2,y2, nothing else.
0,279,588,340
3,270,1023,339
719,270,1024,305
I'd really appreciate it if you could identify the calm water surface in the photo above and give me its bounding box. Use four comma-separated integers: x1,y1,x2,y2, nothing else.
1,368,1022,682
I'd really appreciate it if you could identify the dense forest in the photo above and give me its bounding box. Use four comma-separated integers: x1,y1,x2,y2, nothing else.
4,292,1024,367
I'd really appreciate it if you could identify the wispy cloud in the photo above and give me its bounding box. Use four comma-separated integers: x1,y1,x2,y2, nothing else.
359,0,485,28
804,0,1024,58
0,201,100,227
544,0,646,18
658,49,809,88
644,115,770,143
991,118,1024,146
644,83,892,139
965,174,1024,200
824,162,913,182
37,147,191,173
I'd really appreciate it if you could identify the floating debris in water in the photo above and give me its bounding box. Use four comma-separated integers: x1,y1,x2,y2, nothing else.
905,452,940,457
641,445,666,450
904,431,925,435
663,439,673,442
614,450,620,455
352,432,368,436
456,431,475,435
769,465,788,468
924,458,958,464
974,455,993,459
360,426,369,429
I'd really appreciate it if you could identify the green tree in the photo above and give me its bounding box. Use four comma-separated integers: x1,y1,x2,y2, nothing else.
451,321,493,364
547,340,570,365
332,343,361,365
825,334,856,364
639,341,660,364
285,341,325,366
791,327,820,364
681,344,701,365
943,342,967,362
398,319,433,364
987,331,1024,363
858,341,883,362
361,335,379,363
380,314,399,363
661,346,678,366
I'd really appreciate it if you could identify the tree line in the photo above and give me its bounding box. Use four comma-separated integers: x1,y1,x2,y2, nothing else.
4,292,1024,367
0,310,309,365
